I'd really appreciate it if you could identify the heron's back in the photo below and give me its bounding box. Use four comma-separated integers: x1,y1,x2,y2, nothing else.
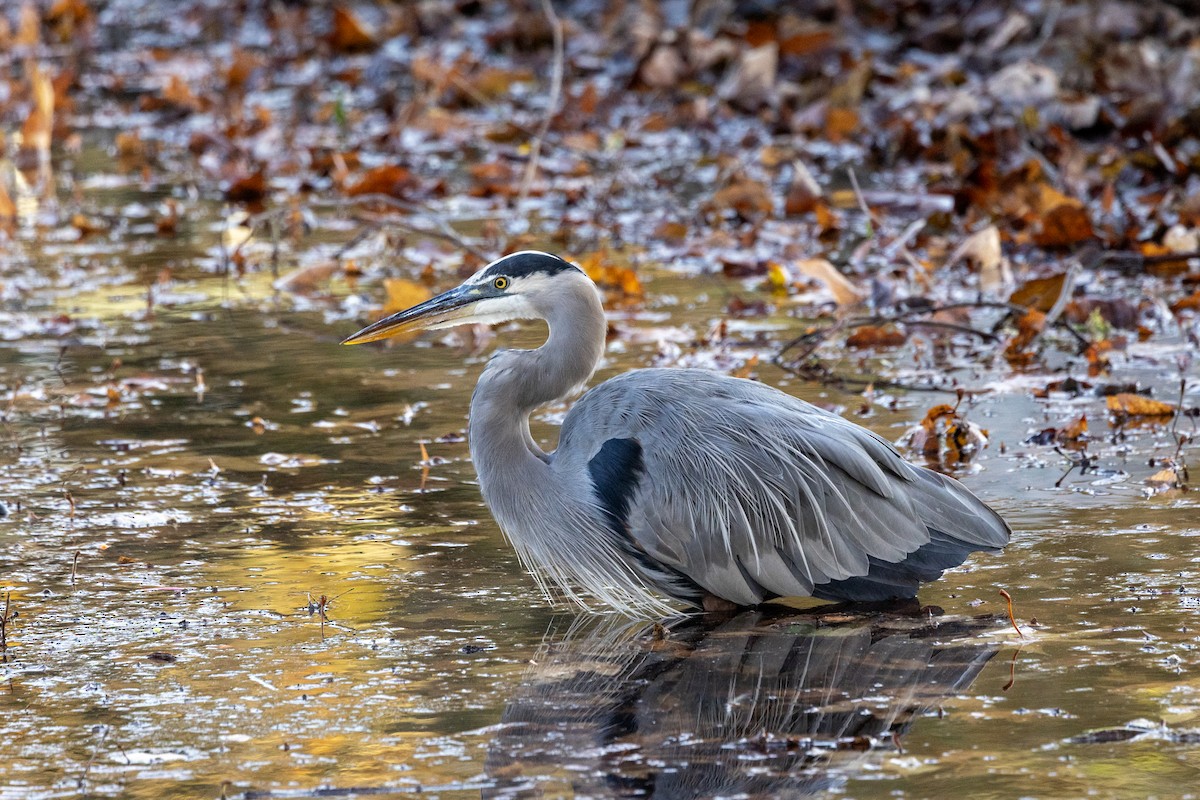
556,368,1010,607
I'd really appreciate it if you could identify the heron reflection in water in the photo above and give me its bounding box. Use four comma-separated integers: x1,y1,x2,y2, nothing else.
343,252,1010,615
484,609,1001,798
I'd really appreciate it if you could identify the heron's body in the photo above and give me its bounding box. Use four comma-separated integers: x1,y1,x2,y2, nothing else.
344,251,1010,616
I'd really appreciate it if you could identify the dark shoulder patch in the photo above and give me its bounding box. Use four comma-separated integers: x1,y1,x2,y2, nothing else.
483,251,579,279
587,438,644,535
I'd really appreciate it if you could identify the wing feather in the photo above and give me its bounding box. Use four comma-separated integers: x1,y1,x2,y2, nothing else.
557,368,1010,606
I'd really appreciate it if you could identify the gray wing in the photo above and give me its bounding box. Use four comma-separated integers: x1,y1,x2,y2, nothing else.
557,368,1010,606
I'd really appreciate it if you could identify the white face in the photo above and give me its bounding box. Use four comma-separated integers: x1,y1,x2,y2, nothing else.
342,251,586,344
442,251,578,329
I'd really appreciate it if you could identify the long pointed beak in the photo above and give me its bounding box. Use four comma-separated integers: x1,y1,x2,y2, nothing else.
342,284,480,345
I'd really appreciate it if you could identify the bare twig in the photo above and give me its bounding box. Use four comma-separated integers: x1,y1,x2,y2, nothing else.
846,167,882,235
999,589,1025,640
0,592,11,654
518,0,564,205
343,194,492,261
71,550,81,587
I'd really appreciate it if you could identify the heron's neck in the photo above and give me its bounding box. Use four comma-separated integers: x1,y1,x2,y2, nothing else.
469,280,606,471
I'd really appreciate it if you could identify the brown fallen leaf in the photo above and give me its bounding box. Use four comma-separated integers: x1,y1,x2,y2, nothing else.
846,325,907,348
1010,271,1067,312
1033,201,1094,248
707,177,773,221
275,262,340,296
784,160,822,216
344,165,417,199
1107,394,1174,418
159,73,202,113
225,170,267,203
1004,308,1046,363
636,43,686,90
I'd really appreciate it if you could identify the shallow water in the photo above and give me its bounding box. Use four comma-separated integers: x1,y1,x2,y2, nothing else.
3,207,1200,800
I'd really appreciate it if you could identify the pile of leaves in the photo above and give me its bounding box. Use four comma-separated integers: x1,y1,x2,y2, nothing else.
0,0,1197,490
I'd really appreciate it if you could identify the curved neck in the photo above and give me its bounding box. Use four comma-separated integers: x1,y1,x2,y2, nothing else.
469,275,606,472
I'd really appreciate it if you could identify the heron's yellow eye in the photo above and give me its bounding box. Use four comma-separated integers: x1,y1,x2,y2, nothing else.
493,276,509,290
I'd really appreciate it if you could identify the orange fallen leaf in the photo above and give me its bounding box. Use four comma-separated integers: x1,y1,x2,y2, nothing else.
0,182,15,221
1106,393,1175,418
21,64,54,154
71,213,106,238
46,0,91,40
920,404,958,431
383,278,433,315
1170,291,1200,315
162,73,201,112
825,106,859,143
1061,414,1088,441
578,251,643,296
328,6,377,53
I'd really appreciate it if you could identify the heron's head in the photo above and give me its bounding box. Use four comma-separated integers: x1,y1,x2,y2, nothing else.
342,251,587,345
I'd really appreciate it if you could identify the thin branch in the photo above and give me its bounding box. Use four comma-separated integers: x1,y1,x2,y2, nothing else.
518,0,565,205
340,193,493,260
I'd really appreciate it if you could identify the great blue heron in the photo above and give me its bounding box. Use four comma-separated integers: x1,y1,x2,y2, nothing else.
343,251,1010,616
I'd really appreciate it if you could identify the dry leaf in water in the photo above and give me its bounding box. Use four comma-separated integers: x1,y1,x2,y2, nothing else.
791,258,866,307
1106,394,1175,418
274,262,340,296
947,225,1012,294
